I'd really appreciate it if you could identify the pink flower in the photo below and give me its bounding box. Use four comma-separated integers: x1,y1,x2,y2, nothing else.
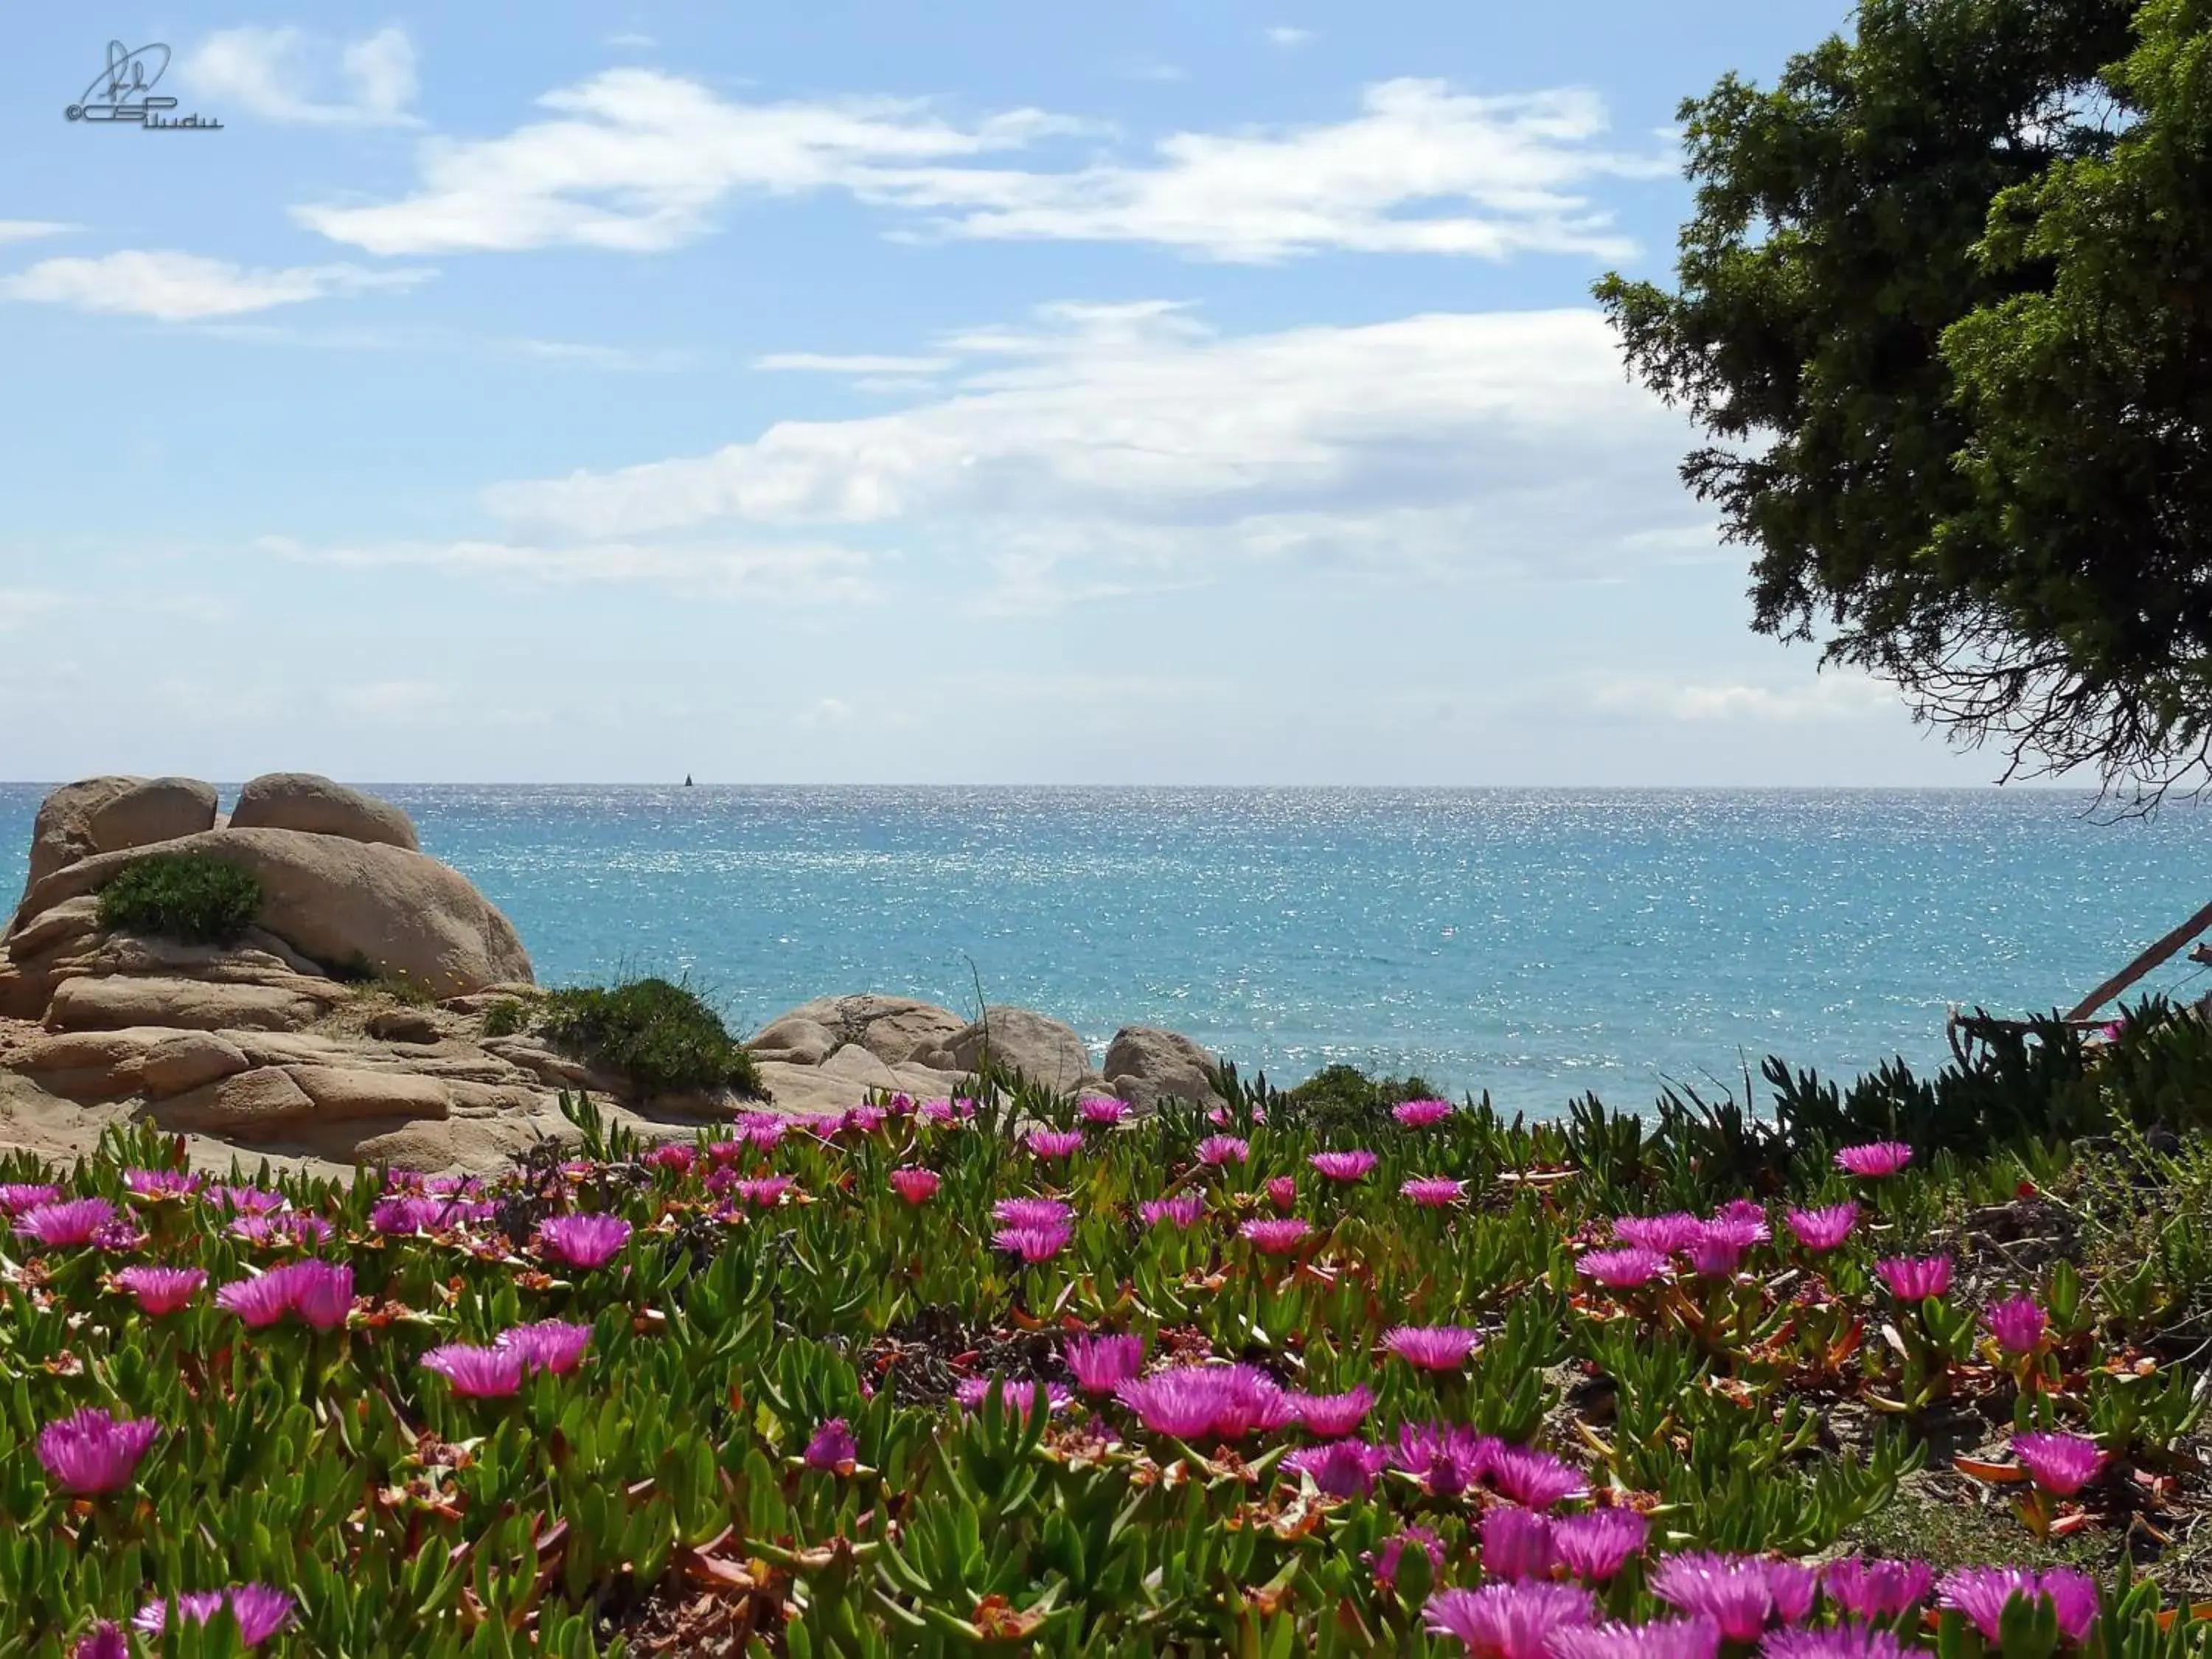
1078,1096,1128,1126
1289,1385,1375,1436
1714,1198,1768,1229
1834,1141,1913,1178
1284,1437,1390,1498
1481,1505,1557,1580
1762,1630,1907,1659
732,1176,792,1207
1027,1127,1086,1159
804,1417,858,1471
1114,1363,1293,1439
1578,1247,1670,1288
1551,1618,1720,1659
1688,1217,1768,1276
993,1222,1072,1262
229,1211,334,1248
1551,1509,1649,1581
993,1197,1073,1228
1402,1177,1465,1206
889,1167,939,1204
37,1407,161,1494
1786,1202,1860,1252
13,1197,117,1248
1196,1135,1250,1166
2011,1431,2106,1496
1613,1214,1703,1256
74,1623,128,1659
1985,1293,2048,1354
1422,1582,1594,1659
421,1343,526,1398
496,1320,593,1376
644,1144,696,1175
1311,1149,1379,1182
216,1259,353,1330
205,1185,286,1216
1265,1175,1298,1211
134,1585,293,1646
843,1105,888,1135
1649,1553,1798,1642
535,1213,632,1270
1139,1193,1205,1228
1938,1568,2097,1644
1239,1217,1311,1254
1820,1558,1933,1621
122,1168,202,1200
1393,1422,1499,1496
1489,1446,1587,1509
1393,1098,1454,1127
1875,1256,1953,1300
955,1378,1070,1416
114,1265,206,1315
1065,1334,1144,1395
0,1182,60,1214
1372,1526,1446,1592
1385,1324,1483,1371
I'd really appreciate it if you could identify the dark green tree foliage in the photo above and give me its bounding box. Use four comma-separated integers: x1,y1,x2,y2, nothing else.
1596,0,2212,799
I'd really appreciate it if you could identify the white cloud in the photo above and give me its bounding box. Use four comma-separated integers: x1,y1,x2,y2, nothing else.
754,352,953,374
1266,27,1316,46
505,337,696,371
296,71,1664,262
0,589,68,632
260,535,875,604
182,26,420,126
0,221,73,244
1579,672,1904,724
0,251,431,321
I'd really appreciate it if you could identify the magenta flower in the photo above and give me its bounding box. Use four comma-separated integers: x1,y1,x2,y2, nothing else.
122,1168,202,1200
1688,1216,1767,1276
216,1259,353,1330
372,1196,442,1234
1284,1437,1391,1498
215,1271,292,1328
1239,1217,1312,1254
74,1624,128,1659
644,1143,697,1174
1821,1558,1934,1621
1385,1324,1483,1370
1065,1334,1145,1395
1265,1175,1298,1211
1311,1149,1379,1182
1481,1505,1557,1581
1027,1127,1086,1159
114,1265,206,1315
229,1211,334,1248
535,1213,632,1270
993,1197,1073,1228
133,1585,293,1646
732,1176,792,1206
1114,1363,1293,1439
888,1166,940,1205
1373,1526,1447,1592
1764,1562,1820,1625
1985,1293,2048,1354
954,1377,1070,1416
804,1416,858,1471
1834,1141,1913,1178
1394,1098,1455,1128
1489,1445,1588,1509
1762,1630,1907,1659
993,1222,1072,1262
1551,1618,1721,1659
1938,1568,2098,1644
205,1185,286,1215
496,1319,593,1376
1613,1213,1703,1256
1393,1422,1499,1496
1875,1255,1954,1300
1578,1247,1670,1289
1402,1177,1466,1207
1139,1192,1206,1228
1289,1385,1375,1436
1195,1135,1250,1166
1649,1553,1792,1641
1714,1198,1768,1229
37,1407,161,1495
844,1105,888,1135
1551,1509,1649,1581
0,1182,60,1214
421,1343,526,1398
1078,1096,1129,1126
2012,1431,2106,1496
1786,1202,1860,1252
1422,1581,1594,1659
13,1197,117,1248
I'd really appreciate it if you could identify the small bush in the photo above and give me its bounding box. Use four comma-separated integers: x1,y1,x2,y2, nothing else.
1279,1062,1441,1135
95,852,262,945
482,998,525,1038
538,977,762,1098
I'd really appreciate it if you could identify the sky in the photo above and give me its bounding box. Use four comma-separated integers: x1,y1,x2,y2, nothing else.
0,1,2010,787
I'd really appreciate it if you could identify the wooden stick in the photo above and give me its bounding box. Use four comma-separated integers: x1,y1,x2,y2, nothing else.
2063,895,2212,1021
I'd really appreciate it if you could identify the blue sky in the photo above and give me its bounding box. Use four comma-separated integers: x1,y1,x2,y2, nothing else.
0,1,2002,786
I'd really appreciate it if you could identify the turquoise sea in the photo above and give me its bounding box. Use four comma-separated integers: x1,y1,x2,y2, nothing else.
3,785,2208,1115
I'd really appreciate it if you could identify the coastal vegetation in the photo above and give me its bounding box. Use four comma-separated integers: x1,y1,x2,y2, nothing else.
538,976,765,1099
91,855,263,948
5,1002,2212,1655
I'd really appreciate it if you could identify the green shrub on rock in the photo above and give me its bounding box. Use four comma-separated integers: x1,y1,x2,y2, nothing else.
538,976,762,1098
94,852,263,945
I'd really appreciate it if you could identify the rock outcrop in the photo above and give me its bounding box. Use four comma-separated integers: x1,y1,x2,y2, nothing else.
1103,1026,1225,1114
229,772,420,851
921,1004,1101,1093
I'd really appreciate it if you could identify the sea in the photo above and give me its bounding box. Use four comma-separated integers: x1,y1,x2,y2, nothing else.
3,785,2208,1117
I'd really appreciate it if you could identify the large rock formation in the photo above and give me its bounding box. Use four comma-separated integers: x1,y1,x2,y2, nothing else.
921,1004,1101,1093
229,772,420,851
1103,1026,1225,1114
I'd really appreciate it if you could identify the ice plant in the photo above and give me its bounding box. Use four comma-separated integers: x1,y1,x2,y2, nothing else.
1763,1630,1907,1659
1938,1568,2098,1644
0,1182,60,1214
1402,1176,1466,1206
1078,1095,1128,1126
1284,1437,1390,1498
1489,1445,1588,1509
954,1378,1070,1416
1195,1135,1250,1166
2011,1431,2106,1496
13,1196,117,1248
122,1167,201,1200
1649,1553,1793,1642
1139,1193,1205,1228
1065,1334,1145,1394
1239,1217,1311,1253
1385,1324,1483,1370
216,1259,352,1330
731,1176,792,1206
644,1142,696,1174
1422,1581,1594,1659
37,1407,161,1495
889,1166,940,1204
1311,1149,1379,1182
1551,1509,1650,1581
993,1222,1072,1262
421,1343,526,1398
497,1320,593,1376
535,1213,632,1270
1821,1558,1934,1621
1551,1618,1720,1659
1786,1203,1860,1252
1481,1505,1557,1580
1688,1216,1767,1276
1393,1097,1454,1127
1393,1422,1498,1496
73,1624,128,1659
1875,1255,1954,1299
1289,1385,1375,1436
992,1197,1072,1228
1114,1363,1292,1439
1373,1526,1446,1592
206,1185,286,1216
1266,1175,1298,1211
114,1264,205,1315
1985,1293,2048,1354
1027,1127,1085,1158
1613,1213,1703,1255
133,1585,294,1645
1578,1247,1670,1288
804,1417,858,1472
1835,1141,1913,1178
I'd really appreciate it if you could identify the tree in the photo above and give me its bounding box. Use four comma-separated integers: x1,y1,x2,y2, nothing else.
1598,0,2212,803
